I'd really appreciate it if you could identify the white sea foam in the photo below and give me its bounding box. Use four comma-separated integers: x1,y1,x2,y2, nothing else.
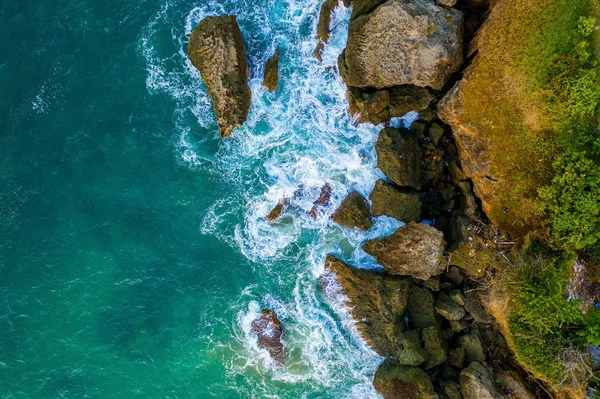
139,1,421,397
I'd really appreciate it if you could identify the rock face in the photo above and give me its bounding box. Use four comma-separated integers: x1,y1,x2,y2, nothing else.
370,179,422,222
373,359,439,399
262,47,280,91
376,128,422,189
340,0,463,90
321,255,410,357
332,191,373,230
188,16,251,138
460,362,507,399
363,222,446,280
250,309,285,364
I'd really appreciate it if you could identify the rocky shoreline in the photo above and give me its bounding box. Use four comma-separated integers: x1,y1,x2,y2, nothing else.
187,1,554,398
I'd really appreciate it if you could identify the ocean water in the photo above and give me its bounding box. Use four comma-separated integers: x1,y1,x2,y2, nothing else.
1,1,414,397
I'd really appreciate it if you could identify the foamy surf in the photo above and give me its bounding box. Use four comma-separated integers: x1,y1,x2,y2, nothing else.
139,0,417,397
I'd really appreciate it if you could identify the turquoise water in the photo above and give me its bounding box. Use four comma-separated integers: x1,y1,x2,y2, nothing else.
0,1,413,397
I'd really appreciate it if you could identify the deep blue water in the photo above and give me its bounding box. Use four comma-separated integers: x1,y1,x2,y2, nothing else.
0,1,411,397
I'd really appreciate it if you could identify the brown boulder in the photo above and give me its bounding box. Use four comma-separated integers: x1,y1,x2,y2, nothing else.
332,191,373,231
266,198,290,222
309,183,332,219
376,128,422,189
262,47,279,91
341,0,463,90
362,222,446,280
250,309,285,364
188,16,251,138
321,255,410,357
373,359,439,399
370,179,422,222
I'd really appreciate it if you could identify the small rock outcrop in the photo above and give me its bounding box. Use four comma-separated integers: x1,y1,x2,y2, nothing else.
321,255,410,357
266,198,290,222
362,222,446,280
188,16,251,138
376,128,422,189
340,0,463,90
332,191,373,230
370,179,422,222
262,47,280,91
314,0,352,60
373,359,439,399
309,183,332,219
250,309,285,364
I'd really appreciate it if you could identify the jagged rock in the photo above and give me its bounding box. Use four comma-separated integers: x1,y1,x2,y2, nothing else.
373,359,439,399
460,362,507,399
332,191,372,230
321,255,410,357
376,128,422,189
495,370,536,399
396,330,429,366
369,179,422,222
262,47,279,91
428,123,445,146
407,285,439,329
423,276,441,292
436,291,466,321
457,329,486,363
464,291,493,324
449,347,466,368
450,318,471,333
309,183,332,219
440,379,463,399
188,16,251,138
421,326,447,369
266,198,290,222
314,0,338,60
450,290,466,306
341,0,463,90
251,309,285,364
363,222,446,280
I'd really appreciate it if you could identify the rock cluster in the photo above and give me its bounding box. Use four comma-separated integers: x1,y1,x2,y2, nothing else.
187,16,251,137
338,0,463,124
323,256,537,399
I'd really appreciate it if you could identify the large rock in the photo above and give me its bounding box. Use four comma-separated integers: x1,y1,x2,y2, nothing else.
395,330,429,366
362,222,446,280
332,191,373,230
262,47,279,91
314,0,351,60
376,128,422,189
407,285,439,329
250,309,285,364
370,179,422,222
435,291,466,321
340,0,463,90
188,16,251,137
373,359,439,399
460,362,507,399
321,255,410,357
421,326,447,369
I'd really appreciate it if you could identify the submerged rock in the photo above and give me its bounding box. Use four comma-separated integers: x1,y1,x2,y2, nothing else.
250,309,285,364
373,359,439,399
370,179,422,222
309,183,332,219
332,191,372,230
321,255,410,357
362,222,446,280
188,16,251,138
262,47,280,91
376,128,422,190
340,0,463,90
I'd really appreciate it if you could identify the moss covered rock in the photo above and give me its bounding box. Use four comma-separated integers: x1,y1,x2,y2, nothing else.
188,16,251,138
370,179,422,222
421,326,447,369
407,285,439,329
363,222,446,280
460,361,507,399
321,255,410,357
373,359,439,399
435,291,466,321
332,191,372,230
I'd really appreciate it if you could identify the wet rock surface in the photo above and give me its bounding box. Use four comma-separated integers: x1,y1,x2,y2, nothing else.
262,47,280,91
250,309,285,364
332,191,372,230
187,16,251,138
363,222,446,280
309,183,332,219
